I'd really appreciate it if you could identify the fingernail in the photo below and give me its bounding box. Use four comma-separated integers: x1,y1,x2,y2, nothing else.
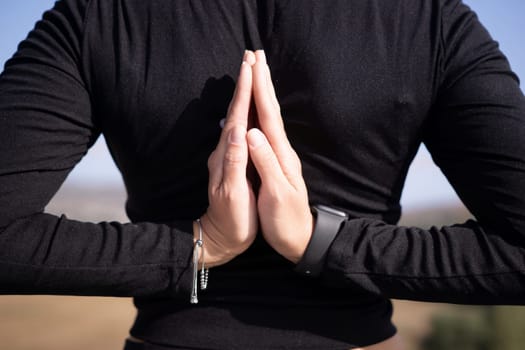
243,50,256,66
229,126,245,145
255,50,266,64
248,129,264,148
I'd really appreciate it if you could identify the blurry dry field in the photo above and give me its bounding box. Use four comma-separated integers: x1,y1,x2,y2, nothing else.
0,184,513,350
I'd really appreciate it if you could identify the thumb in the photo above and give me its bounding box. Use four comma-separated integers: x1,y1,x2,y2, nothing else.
247,128,286,187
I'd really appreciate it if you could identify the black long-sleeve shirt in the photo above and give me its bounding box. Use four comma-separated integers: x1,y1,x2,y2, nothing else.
1,0,525,348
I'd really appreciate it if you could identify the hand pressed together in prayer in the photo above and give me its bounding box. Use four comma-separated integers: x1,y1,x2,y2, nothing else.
196,50,314,267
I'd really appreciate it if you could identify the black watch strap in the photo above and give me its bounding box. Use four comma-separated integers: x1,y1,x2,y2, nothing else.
294,205,347,277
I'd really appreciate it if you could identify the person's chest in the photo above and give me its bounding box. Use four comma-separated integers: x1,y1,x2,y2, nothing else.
83,0,438,216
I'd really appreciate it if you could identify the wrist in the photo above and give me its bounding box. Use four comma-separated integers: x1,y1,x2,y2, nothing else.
194,214,237,267
284,212,315,264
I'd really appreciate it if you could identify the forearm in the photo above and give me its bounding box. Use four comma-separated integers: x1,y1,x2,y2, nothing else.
0,210,194,297
323,217,525,305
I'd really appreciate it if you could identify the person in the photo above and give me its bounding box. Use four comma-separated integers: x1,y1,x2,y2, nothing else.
0,0,524,349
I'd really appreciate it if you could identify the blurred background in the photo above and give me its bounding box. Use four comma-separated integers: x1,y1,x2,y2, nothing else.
1,1,525,349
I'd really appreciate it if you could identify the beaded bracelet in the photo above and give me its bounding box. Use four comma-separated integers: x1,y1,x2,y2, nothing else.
190,218,209,304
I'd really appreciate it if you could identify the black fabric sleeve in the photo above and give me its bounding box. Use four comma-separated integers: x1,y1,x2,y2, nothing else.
322,0,525,305
0,0,194,297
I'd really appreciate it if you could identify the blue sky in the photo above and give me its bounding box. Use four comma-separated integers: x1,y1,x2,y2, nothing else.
1,1,524,210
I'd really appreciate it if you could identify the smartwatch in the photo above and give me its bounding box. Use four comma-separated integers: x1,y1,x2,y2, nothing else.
294,205,348,277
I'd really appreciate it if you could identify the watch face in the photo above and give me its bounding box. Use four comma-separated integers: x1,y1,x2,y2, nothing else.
315,205,347,218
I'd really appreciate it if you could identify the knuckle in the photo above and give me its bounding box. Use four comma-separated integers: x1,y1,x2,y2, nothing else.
294,154,303,172
208,180,221,197
222,121,242,136
228,106,241,120
266,185,286,203
223,118,235,130
283,148,301,172
219,184,243,202
224,149,244,165
224,110,246,127
207,151,218,170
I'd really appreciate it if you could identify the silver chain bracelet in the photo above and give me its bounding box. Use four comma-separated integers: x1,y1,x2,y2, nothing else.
191,218,209,304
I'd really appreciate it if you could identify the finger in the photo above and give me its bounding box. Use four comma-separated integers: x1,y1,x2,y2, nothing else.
211,59,253,185
219,59,252,152
222,125,249,188
245,51,257,129
254,50,279,109
218,56,254,150
253,59,300,181
253,60,286,144
266,65,280,110
225,60,253,130
247,128,287,187
218,51,254,129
